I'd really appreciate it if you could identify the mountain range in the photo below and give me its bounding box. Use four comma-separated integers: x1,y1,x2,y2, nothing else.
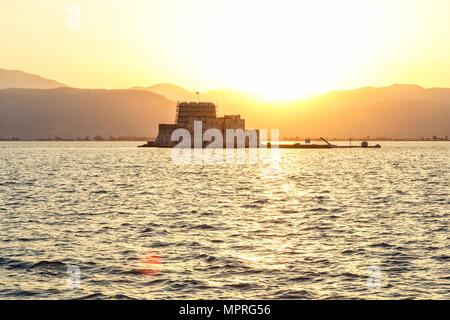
0,68,449,139
0,68,67,90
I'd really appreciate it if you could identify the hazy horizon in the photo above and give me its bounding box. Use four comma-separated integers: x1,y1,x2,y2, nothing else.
2,67,450,104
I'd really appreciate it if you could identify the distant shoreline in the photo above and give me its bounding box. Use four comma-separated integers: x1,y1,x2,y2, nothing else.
280,137,449,142
0,137,448,142
0,136,154,142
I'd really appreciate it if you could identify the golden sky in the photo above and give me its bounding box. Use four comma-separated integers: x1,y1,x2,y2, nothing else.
1,0,450,100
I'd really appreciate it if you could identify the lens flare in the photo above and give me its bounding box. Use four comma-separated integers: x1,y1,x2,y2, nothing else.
138,251,163,276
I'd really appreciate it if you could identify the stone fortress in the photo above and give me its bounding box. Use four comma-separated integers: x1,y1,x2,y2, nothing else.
150,101,259,148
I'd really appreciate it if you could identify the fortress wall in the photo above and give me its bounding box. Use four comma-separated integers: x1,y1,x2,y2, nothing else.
224,116,245,131
155,124,181,147
154,103,257,147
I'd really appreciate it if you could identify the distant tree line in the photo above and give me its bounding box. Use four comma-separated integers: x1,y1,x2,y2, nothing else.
0,136,154,141
1,135,448,142
280,136,449,141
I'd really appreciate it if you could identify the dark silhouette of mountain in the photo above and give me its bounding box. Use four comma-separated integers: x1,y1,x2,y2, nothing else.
130,83,450,138
0,68,67,89
0,69,449,139
279,84,450,138
0,87,175,139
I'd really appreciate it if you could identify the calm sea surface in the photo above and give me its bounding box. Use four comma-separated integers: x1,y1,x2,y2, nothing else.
0,141,448,299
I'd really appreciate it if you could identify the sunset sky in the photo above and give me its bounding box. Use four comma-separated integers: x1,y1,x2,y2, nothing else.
1,0,450,100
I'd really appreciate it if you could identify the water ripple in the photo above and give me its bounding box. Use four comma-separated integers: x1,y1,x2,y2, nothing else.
0,141,448,299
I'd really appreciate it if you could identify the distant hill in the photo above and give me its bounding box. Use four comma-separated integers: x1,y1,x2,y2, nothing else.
132,83,450,138
0,88,174,139
0,69,67,89
230,84,450,139
131,84,195,102
282,84,450,138
0,69,449,139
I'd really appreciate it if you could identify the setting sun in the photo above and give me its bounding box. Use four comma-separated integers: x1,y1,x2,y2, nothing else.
199,0,375,100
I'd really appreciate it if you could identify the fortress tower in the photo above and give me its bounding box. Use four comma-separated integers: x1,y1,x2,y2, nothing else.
154,101,253,147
